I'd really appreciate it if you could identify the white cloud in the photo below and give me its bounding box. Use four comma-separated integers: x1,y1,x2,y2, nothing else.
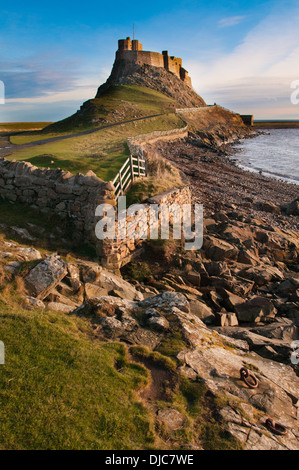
189,7,299,118
218,16,245,28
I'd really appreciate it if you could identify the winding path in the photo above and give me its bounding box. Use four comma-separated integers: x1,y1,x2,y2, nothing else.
0,113,164,158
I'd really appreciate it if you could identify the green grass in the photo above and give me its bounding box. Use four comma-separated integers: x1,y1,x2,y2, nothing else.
0,300,154,450
0,123,52,132
6,113,184,181
10,134,60,145
44,85,179,133
130,345,177,371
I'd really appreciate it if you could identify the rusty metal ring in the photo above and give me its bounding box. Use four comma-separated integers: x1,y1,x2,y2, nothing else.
240,367,259,389
265,418,288,436
240,367,249,378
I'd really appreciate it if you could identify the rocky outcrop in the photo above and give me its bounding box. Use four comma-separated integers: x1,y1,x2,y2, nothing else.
71,291,299,450
23,252,144,307
96,63,206,108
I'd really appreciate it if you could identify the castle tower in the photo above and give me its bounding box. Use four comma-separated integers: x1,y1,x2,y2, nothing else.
118,37,132,50
132,39,143,51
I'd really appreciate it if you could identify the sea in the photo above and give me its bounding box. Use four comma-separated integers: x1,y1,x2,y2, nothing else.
232,128,299,186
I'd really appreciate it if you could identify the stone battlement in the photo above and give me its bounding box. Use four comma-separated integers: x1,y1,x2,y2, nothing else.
116,37,192,87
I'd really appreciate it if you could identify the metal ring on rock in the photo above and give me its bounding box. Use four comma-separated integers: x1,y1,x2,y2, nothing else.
240,367,259,389
265,418,287,436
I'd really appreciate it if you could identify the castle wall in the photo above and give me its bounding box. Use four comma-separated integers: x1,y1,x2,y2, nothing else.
116,50,164,68
115,41,192,87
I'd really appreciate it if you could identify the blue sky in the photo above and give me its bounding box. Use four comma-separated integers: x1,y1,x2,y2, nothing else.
0,0,299,121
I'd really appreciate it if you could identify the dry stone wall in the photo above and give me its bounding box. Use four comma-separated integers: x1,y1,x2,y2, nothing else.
101,185,191,272
0,123,191,273
127,125,188,156
0,158,114,247
0,158,191,272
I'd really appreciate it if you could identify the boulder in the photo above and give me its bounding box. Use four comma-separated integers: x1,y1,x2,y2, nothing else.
139,292,190,313
4,261,21,274
47,302,74,313
45,290,79,307
11,226,36,241
235,297,277,323
25,254,68,299
186,271,201,287
98,269,143,301
237,249,260,266
189,299,215,324
215,312,239,327
204,261,230,277
216,288,244,311
24,296,45,310
238,266,284,286
157,408,186,431
256,201,280,214
16,247,42,261
251,319,299,342
84,283,108,299
276,278,299,296
204,236,239,261
144,308,170,332
285,198,299,216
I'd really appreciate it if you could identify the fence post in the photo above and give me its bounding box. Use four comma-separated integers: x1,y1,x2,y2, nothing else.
130,154,134,182
119,171,123,195
137,154,141,177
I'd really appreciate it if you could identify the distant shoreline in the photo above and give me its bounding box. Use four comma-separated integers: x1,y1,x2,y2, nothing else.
253,120,299,129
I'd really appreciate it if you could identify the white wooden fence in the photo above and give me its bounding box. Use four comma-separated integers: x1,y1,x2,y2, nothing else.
112,154,147,200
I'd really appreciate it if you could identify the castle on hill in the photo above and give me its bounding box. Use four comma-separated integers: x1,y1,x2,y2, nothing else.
116,36,192,87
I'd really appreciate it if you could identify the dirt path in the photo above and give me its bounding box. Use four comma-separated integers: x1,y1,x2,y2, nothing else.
0,113,164,158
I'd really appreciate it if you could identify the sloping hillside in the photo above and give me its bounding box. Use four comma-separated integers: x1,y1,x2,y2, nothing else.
43,85,182,133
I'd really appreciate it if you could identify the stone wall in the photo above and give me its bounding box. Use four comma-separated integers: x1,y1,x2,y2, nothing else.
0,157,191,273
127,125,188,156
175,107,208,114
0,158,114,247
101,185,192,272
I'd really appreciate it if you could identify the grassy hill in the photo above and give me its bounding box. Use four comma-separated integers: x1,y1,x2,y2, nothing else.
4,85,186,184
42,85,180,134
6,113,184,182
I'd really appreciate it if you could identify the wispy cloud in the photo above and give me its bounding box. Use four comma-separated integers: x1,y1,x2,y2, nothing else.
189,6,299,118
218,16,245,28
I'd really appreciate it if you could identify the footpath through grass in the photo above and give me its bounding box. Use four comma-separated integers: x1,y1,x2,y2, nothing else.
6,114,184,181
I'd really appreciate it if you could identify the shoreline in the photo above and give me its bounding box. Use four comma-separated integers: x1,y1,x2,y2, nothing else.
149,137,299,231
231,127,299,187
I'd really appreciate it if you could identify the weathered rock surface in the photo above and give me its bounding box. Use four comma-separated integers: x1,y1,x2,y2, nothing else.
235,297,277,323
70,289,299,450
25,254,68,299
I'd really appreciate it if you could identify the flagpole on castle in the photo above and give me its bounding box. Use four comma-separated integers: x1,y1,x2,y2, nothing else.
133,24,135,40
